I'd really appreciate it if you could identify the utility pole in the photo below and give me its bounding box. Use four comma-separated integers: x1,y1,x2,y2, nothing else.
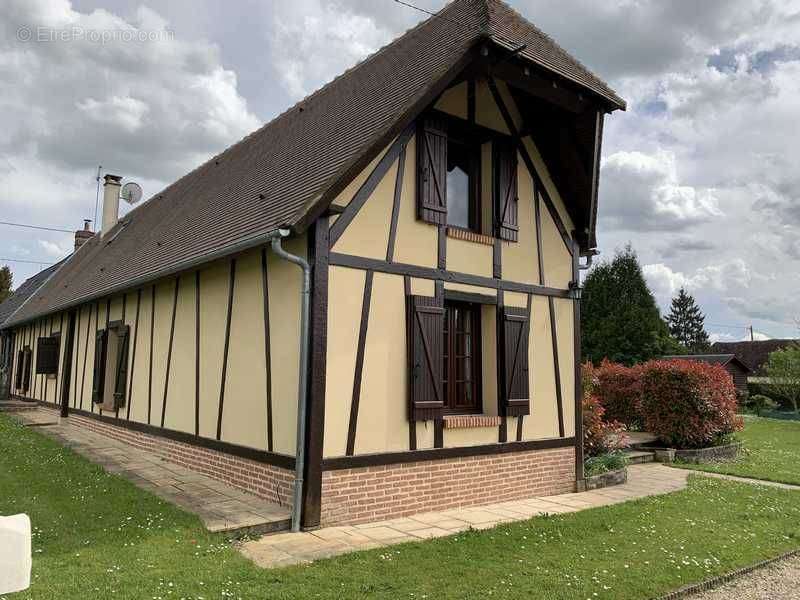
749,325,754,342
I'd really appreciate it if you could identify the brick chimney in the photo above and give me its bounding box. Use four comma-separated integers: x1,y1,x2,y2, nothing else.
74,219,93,251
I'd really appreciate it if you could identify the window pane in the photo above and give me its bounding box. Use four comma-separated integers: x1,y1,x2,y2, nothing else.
447,166,470,228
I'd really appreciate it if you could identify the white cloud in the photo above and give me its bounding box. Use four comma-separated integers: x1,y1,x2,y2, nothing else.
268,1,392,99
601,150,722,231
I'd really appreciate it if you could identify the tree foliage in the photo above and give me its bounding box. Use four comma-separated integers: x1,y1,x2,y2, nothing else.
581,246,679,365
0,265,11,304
764,344,800,413
666,288,710,353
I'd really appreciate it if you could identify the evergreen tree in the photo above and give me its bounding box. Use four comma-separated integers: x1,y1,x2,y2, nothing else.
665,288,710,353
581,245,678,366
0,266,11,304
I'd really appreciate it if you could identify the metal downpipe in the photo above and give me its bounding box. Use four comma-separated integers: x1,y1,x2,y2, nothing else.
270,230,311,533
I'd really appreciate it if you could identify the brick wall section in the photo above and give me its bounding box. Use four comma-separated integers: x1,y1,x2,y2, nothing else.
321,446,576,526
35,405,294,507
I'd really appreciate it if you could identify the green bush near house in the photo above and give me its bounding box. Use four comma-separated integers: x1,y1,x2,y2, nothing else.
584,451,628,477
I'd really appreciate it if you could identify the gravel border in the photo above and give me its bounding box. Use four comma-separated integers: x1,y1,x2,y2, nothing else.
649,548,800,600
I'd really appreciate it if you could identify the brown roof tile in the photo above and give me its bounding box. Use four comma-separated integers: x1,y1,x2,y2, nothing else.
5,0,623,327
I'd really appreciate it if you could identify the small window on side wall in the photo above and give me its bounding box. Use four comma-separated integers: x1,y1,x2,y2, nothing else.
35,336,60,376
92,323,130,411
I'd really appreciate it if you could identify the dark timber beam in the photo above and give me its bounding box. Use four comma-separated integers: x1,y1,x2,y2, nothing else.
328,253,571,299
302,216,329,529
486,78,573,256
329,124,415,247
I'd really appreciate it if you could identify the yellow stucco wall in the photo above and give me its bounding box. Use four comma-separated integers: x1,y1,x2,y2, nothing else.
10,239,305,458
322,77,579,458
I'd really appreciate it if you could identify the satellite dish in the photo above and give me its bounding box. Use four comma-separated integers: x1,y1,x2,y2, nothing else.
120,182,143,205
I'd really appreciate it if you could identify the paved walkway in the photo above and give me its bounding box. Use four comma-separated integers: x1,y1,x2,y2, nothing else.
9,408,290,535
241,463,691,568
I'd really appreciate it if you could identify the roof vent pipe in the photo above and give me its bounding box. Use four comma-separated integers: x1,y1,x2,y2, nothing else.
270,229,310,533
101,174,122,237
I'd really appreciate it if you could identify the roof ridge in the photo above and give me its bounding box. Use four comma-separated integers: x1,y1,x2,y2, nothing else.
117,0,483,230
484,0,624,107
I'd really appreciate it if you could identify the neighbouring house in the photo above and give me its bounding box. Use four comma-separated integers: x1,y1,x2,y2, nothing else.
0,0,624,530
712,340,799,380
662,354,751,393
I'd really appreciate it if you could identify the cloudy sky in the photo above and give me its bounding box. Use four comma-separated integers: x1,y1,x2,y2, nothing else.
1,0,799,341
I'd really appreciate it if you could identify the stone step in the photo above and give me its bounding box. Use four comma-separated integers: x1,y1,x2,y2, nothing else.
623,450,655,465
0,400,39,412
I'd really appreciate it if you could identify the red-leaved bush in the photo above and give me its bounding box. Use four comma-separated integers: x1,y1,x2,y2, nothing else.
593,360,643,429
639,360,743,449
582,364,629,457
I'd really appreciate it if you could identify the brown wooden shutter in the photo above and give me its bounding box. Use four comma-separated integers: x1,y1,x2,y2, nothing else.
35,337,60,375
500,307,530,416
112,326,130,409
494,140,519,241
92,329,107,404
15,349,24,390
21,347,32,393
417,116,447,225
407,294,445,421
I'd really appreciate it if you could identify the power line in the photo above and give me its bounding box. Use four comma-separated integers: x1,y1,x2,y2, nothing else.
0,258,55,266
0,221,73,234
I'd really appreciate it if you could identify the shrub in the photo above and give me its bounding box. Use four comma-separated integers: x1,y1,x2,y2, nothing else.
584,451,628,477
593,360,643,429
639,359,743,449
583,392,628,458
746,394,778,416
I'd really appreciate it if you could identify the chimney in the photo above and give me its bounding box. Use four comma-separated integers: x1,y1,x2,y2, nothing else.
101,174,122,237
74,219,93,251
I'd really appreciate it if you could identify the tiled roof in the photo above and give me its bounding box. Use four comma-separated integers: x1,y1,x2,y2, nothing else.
662,354,752,372
5,0,623,327
711,340,799,375
0,262,64,327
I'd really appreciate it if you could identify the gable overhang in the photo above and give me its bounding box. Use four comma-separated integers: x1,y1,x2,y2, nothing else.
293,40,621,254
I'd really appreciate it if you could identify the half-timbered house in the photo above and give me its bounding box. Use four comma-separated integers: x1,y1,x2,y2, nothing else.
0,0,625,530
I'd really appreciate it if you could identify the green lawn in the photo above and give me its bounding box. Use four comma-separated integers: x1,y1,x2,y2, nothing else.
674,416,800,486
2,414,800,600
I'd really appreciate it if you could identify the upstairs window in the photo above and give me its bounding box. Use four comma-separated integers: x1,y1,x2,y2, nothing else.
417,112,518,240
446,136,480,232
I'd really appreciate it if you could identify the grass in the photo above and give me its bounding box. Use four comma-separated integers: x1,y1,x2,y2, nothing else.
2,414,800,600
673,416,800,486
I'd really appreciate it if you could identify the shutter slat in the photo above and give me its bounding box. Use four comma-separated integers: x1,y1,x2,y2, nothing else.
15,350,24,390
494,140,519,241
113,326,130,409
92,330,107,404
501,306,530,416
22,348,32,393
417,117,448,225
407,294,444,421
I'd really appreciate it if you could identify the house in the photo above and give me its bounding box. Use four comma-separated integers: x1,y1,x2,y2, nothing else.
0,261,66,400
0,0,624,530
712,340,798,378
662,354,751,393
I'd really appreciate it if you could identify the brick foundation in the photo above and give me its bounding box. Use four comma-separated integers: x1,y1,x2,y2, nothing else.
320,446,576,526
34,405,294,507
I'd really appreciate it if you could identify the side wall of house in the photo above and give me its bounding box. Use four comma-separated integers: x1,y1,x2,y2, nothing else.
323,79,577,461
9,240,306,467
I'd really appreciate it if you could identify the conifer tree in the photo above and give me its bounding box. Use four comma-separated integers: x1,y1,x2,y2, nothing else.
581,245,680,365
0,266,11,304
665,288,710,353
